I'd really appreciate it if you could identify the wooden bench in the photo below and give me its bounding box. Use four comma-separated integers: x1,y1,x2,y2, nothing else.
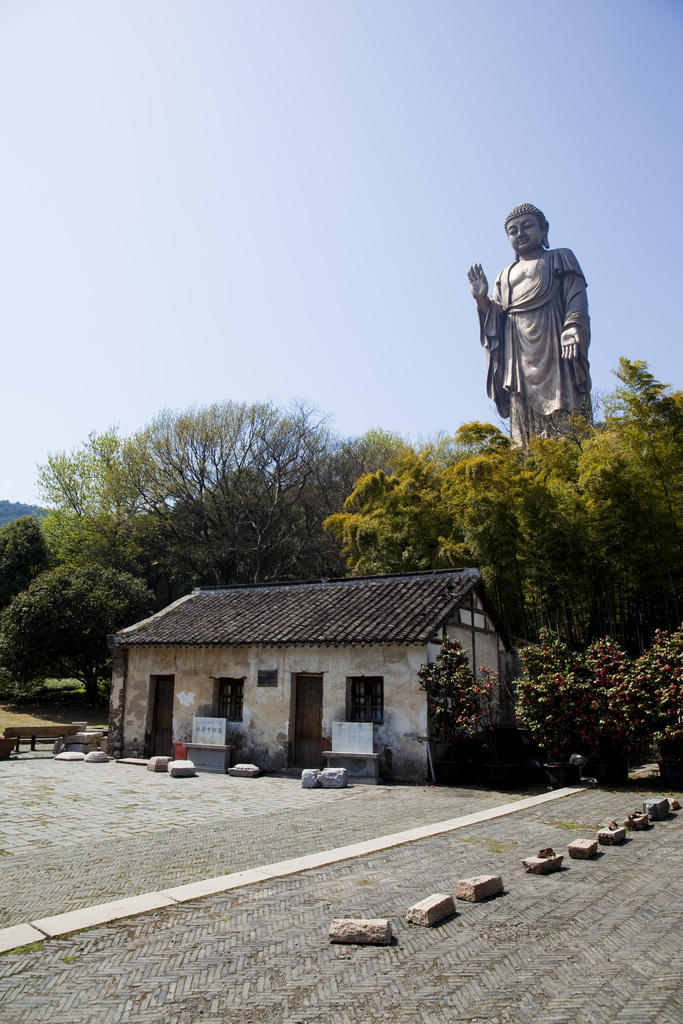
3,726,77,752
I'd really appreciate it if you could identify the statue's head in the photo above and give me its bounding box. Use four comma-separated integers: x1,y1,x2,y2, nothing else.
504,203,549,256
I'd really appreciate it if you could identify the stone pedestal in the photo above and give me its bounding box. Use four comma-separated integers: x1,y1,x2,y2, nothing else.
322,751,380,782
185,743,232,774
323,722,380,783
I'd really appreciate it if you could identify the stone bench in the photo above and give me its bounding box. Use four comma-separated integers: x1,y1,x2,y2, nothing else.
4,726,76,752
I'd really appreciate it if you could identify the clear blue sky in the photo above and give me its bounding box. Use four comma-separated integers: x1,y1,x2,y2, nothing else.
1,0,681,503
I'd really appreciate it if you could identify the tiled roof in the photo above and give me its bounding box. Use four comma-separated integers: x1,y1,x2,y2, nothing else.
117,569,485,648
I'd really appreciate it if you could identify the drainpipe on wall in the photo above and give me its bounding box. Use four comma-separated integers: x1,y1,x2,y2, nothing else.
107,635,127,759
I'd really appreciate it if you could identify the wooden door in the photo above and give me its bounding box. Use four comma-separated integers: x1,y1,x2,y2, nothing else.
150,675,175,756
294,675,323,767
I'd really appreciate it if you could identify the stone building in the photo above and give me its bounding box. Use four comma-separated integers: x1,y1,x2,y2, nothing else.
108,568,513,782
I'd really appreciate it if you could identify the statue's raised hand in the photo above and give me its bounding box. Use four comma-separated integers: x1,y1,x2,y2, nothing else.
468,264,489,304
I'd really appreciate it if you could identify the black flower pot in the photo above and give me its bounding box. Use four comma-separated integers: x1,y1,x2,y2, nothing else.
483,762,520,789
544,762,581,789
433,759,473,785
590,756,629,785
658,760,683,787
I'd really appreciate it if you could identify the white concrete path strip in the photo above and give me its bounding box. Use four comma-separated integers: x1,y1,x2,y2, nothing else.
0,786,582,954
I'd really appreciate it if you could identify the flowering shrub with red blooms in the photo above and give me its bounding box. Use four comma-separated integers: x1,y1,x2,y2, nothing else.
516,628,594,761
418,637,478,755
630,625,683,762
474,667,513,764
582,637,645,759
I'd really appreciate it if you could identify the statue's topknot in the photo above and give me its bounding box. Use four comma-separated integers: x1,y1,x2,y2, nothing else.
504,203,549,248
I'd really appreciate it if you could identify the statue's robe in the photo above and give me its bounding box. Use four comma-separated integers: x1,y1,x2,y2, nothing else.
479,248,591,443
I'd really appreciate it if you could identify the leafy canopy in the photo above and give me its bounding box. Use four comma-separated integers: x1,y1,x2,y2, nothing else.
0,565,152,702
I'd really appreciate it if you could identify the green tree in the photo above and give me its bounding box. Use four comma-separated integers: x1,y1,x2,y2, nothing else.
0,566,153,701
38,402,371,597
325,448,465,576
123,400,352,585
326,362,683,650
0,516,50,608
38,428,158,580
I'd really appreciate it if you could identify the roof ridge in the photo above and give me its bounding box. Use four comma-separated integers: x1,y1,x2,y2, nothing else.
194,568,480,595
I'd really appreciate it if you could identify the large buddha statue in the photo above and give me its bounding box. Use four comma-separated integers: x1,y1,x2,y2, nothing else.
468,204,592,445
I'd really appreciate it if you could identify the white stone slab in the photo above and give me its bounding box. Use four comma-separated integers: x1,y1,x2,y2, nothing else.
332,721,374,754
31,893,177,937
191,717,227,745
162,869,273,902
0,923,46,953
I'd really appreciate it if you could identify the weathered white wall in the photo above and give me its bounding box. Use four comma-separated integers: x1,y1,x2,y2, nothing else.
118,643,431,782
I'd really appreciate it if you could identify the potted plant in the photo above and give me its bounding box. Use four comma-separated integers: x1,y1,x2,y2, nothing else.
473,667,520,788
418,636,479,784
516,629,590,787
630,626,683,786
582,637,641,784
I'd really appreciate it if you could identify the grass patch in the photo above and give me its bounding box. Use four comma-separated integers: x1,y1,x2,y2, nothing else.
548,820,596,832
458,835,517,853
2,941,44,956
0,683,108,733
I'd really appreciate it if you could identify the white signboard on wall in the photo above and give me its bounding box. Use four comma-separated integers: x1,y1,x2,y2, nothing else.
192,717,227,745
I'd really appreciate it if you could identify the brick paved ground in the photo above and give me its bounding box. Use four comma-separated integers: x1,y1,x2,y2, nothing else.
1,753,682,1024
0,753,537,928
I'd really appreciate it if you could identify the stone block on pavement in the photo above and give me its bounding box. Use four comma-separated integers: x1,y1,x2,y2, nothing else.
405,893,455,926
228,764,261,778
319,767,348,789
168,759,197,778
54,751,86,761
669,798,681,811
597,825,626,844
623,812,649,831
567,838,598,859
455,875,504,902
84,750,109,763
147,756,170,772
522,852,563,874
329,918,392,945
644,796,670,821
301,769,321,788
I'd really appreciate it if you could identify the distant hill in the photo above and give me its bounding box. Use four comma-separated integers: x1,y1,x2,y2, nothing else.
0,500,48,528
